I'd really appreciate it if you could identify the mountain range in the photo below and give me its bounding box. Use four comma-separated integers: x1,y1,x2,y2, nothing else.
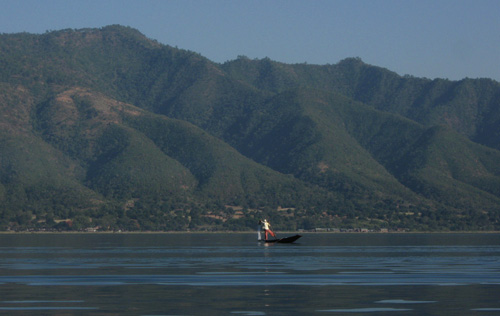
1,25,499,231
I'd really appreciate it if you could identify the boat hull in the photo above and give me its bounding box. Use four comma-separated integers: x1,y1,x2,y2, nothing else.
261,234,301,243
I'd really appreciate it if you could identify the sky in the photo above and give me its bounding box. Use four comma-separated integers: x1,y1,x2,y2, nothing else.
1,0,499,81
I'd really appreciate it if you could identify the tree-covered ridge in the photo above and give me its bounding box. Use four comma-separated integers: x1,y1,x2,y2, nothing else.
0,25,499,232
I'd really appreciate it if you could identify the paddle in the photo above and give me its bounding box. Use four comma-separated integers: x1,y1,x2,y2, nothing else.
270,224,278,240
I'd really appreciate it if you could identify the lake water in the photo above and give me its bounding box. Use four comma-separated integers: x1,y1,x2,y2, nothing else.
0,233,499,315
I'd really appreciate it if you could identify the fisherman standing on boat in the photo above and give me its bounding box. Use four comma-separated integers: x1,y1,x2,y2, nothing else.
259,219,276,240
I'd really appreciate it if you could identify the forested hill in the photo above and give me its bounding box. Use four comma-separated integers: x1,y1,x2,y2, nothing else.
1,25,499,232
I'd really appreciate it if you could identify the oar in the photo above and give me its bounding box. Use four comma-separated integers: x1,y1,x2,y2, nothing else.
271,226,278,240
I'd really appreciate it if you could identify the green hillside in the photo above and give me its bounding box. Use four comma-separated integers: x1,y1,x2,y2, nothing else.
0,25,499,231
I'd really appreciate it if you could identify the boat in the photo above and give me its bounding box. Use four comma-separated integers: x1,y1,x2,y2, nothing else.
257,226,301,243
262,234,302,243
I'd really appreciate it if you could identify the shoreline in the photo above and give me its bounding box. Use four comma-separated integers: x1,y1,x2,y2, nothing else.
1,230,499,234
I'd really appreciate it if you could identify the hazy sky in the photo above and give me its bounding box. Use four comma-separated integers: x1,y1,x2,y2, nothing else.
1,0,499,81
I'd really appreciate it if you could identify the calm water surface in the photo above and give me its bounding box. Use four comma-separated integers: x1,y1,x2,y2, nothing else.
0,233,499,315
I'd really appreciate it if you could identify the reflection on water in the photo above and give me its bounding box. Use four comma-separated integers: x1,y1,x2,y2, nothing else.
0,233,499,315
318,307,413,312
375,300,437,304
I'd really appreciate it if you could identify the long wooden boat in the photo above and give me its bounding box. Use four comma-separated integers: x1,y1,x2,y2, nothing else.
261,234,302,243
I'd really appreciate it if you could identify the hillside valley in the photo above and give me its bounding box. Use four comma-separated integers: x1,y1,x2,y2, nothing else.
1,25,499,232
